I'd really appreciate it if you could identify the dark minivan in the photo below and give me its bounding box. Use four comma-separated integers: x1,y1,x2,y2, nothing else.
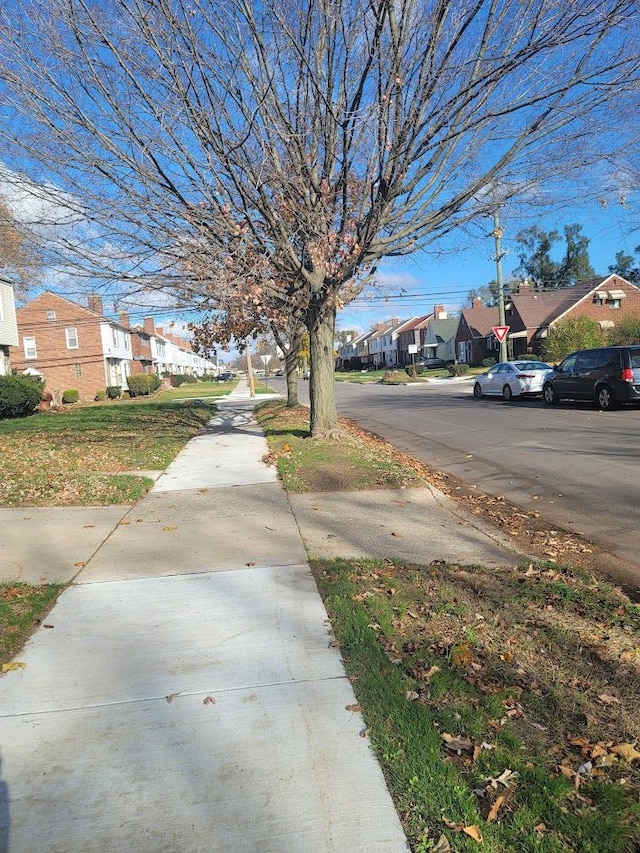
542,345,640,410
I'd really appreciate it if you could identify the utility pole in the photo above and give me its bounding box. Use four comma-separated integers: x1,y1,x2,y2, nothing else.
492,206,508,363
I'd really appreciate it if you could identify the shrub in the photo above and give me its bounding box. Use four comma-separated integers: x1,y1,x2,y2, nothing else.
381,370,408,385
0,375,43,419
607,314,640,346
182,374,198,384
127,374,155,397
106,386,121,399
405,364,424,376
481,356,496,367
169,374,186,386
541,316,605,363
62,389,79,404
448,363,469,377
94,390,106,401
151,374,162,391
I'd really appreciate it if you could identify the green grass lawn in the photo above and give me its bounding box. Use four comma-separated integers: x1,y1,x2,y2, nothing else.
1,582,64,667
0,398,215,506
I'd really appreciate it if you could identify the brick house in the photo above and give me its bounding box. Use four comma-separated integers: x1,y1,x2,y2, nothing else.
455,276,640,364
0,277,19,376
396,314,432,366
125,315,157,375
11,292,132,402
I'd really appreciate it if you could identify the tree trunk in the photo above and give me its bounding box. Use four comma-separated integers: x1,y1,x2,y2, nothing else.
307,301,339,437
284,347,299,408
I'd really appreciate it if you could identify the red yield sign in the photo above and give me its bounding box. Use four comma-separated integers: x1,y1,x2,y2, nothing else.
492,325,510,344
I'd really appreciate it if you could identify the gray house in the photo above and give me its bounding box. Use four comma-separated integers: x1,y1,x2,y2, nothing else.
422,316,458,362
0,277,19,375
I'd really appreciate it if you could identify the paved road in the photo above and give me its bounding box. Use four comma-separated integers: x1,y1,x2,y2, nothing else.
282,377,640,590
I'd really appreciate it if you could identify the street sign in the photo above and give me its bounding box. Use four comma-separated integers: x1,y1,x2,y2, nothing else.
259,354,272,366
408,344,418,354
492,325,510,344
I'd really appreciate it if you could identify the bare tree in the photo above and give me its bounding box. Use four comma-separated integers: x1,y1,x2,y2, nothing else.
0,0,637,434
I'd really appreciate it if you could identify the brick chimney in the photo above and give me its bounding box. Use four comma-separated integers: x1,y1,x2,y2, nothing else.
517,279,531,293
119,312,130,328
87,293,104,315
143,316,155,335
155,326,164,337
472,297,483,309
433,304,447,319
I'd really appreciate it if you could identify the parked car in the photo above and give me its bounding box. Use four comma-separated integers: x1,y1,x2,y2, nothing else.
216,372,234,382
542,345,640,410
302,368,311,380
473,360,554,401
416,357,451,369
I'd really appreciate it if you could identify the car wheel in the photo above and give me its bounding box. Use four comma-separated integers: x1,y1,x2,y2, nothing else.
502,384,513,402
473,383,483,399
596,385,616,411
543,383,558,405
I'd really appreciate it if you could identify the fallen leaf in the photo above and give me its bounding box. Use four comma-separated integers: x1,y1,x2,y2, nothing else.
246,561,256,567
487,795,505,822
82,524,95,529
432,835,451,853
345,703,361,712
203,696,216,705
610,743,640,762
359,728,368,738
597,693,620,705
463,825,483,843
74,561,87,568
2,662,26,672
165,692,181,703
162,526,178,532
43,624,54,629
423,665,441,681
442,733,474,753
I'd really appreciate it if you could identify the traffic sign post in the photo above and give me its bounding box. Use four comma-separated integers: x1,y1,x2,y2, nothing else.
492,325,510,346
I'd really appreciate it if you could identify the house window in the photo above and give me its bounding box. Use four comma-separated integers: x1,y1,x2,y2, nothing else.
74,363,83,377
46,310,56,321
23,337,37,359
65,327,79,349
112,328,119,346
609,298,622,310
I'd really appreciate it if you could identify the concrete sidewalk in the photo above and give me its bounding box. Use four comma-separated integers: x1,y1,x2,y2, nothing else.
0,380,524,853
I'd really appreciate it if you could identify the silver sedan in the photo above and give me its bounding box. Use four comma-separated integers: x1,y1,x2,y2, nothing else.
473,360,553,401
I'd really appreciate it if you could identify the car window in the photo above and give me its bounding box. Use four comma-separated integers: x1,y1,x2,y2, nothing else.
629,350,640,369
596,349,620,369
576,350,600,370
514,361,550,371
559,353,578,372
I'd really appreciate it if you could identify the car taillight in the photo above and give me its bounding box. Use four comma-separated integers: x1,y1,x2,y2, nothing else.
516,373,534,379
622,367,633,383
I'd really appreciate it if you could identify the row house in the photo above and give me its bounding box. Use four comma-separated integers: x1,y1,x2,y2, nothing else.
0,277,19,376
11,291,214,402
337,306,456,371
396,305,453,365
455,275,640,364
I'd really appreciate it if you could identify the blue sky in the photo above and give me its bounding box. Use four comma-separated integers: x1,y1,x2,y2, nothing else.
338,194,639,333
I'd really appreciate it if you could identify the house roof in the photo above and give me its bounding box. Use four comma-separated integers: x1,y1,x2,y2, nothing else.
398,313,432,333
426,317,458,343
511,276,640,330
459,304,499,338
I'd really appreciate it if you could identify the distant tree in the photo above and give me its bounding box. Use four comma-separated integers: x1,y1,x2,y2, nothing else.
608,248,640,284
513,227,561,288
513,224,595,289
556,224,596,284
607,315,640,345
467,278,520,307
541,316,605,362
0,197,39,302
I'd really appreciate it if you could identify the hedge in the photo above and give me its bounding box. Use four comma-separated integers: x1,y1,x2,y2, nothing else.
0,375,44,419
